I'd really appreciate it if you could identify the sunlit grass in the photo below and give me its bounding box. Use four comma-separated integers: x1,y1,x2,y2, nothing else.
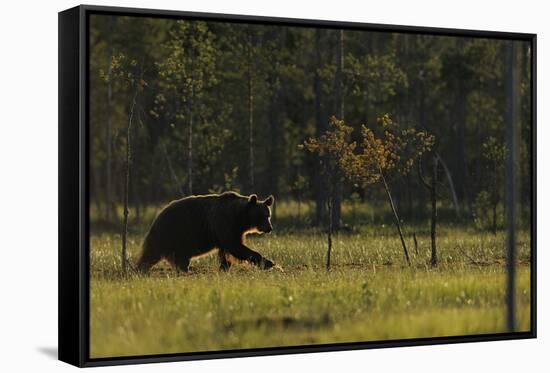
89,200,532,358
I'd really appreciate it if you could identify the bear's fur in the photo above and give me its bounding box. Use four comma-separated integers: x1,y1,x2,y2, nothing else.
136,192,275,272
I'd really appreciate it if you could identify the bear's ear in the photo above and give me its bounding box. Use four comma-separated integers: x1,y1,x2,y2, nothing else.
264,195,274,206
248,194,258,204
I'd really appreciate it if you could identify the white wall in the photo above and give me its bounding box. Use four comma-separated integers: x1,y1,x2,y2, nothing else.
0,0,546,371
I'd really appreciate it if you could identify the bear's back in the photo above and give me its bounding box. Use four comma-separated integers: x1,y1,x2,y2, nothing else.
146,195,221,255
154,195,212,226
150,192,246,236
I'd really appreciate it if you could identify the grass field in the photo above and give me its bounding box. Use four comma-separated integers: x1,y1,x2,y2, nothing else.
89,201,532,358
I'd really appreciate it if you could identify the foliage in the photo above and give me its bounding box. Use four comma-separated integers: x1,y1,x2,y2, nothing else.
302,115,434,265
347,52,408,103
291,174,308,198
88,15,531,228
474,136,507,232
353,114,434,184
301,116,356,185
302,115,434,188
209,166,241,194
472,190,492,230
156,20,217,105
482,136,507,166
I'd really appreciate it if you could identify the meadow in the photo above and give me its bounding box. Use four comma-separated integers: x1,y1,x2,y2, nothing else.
89,201,532,358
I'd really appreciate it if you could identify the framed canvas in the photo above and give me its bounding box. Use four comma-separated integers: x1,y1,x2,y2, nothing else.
58,4,536,367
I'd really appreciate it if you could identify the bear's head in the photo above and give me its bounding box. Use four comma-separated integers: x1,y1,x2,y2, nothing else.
245,194,274,234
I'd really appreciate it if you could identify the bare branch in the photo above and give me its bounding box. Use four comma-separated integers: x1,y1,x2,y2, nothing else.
435,151,460,217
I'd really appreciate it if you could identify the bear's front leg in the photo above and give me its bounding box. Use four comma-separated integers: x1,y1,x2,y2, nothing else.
174,253,190,272
228,244,275,270
218,249,232,271
259,257,275,269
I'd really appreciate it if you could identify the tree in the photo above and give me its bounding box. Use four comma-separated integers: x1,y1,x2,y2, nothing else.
301,117,355,270
291,172,308,223
418,153,441,267
264,27,286,218
332,29,345,230
482,136,507,234
312,29,329,226
441,39,471,207
109,52,147,273
505,40,520,333
346,115,434,266
244,26,256,192
87,18,532,251
104,17,116,221
157,20,217,195
303,115,434,267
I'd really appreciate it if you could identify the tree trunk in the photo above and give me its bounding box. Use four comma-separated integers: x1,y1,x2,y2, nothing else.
297,193,301,224
162,141,184,197
332,29,345,230
105,17,115,222
454,39,468,207
122,87,139,275
381,173,411,266
505,41,520,333
326,192,333,271
520,43,531,210
492,159,499,235
92,168,103,219
430,157,438,267
132,173,141,223
436,153,460,218
492,195,498,235
187,26,196,196
187,100,193,195
268,30,283,220
336,29,345,120
314,29,327,226
247,29,255,193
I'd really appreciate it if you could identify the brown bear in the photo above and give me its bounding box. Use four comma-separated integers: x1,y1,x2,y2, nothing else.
136,192,276,272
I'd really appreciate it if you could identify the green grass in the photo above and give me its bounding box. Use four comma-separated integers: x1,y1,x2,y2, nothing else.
89,201,532,358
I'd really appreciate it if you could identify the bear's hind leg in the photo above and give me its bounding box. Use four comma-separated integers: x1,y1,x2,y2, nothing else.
218,249,232,271
174,253,190,273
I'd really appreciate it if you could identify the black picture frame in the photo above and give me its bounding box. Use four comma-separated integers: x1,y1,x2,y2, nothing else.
58,4,537,367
